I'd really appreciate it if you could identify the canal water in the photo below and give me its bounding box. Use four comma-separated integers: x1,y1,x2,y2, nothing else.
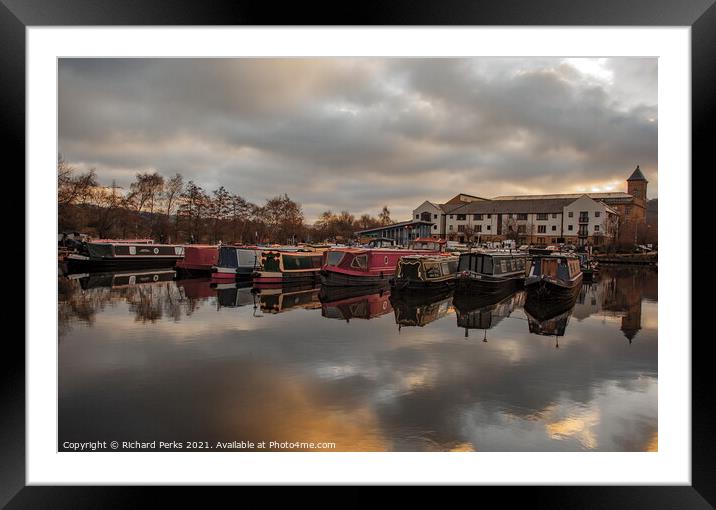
58,266,657,452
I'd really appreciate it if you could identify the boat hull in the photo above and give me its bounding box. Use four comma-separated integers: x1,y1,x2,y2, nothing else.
390,276,455,292
63,256,179,275
320,269,392,287
455,273,524,296
524,273,583,304
253,270,321,285
210,266,255,280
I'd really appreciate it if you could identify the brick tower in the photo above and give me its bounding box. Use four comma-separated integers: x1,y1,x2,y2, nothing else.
627,165,648,204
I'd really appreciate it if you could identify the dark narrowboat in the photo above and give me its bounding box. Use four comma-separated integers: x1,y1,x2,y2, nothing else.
576,253,599,282
455,251,528,295
63,242,185,274
391,255,459,291
524,253,583,302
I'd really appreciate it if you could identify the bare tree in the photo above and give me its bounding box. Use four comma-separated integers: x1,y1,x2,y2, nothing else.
378,205,391,226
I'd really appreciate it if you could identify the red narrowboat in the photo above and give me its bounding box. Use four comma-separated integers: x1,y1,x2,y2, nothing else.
175,245,219,276
320,237,449,287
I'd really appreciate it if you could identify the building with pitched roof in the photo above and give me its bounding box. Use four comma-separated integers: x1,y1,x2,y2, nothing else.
411,166,647,247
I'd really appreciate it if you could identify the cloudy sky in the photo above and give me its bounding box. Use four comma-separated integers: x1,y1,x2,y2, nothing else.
58,58,657,222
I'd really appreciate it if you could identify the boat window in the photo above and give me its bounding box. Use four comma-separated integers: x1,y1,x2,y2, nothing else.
424,262,441,278
238,249,259,266
351,255,368,270
557,260,570,280
283,254,324,270
447,259,458,273
441,262,451,275
218,247,239,268
482,256,493,274
458,255,468,271
326,251,345,266
263,253,281,272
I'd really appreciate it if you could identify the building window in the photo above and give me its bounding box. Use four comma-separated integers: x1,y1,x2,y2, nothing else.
487,214,491,219
457,214,466,221
449,215,453,219
594,225,600,231
625,206,632,215
517,213,527,220
595,211,601,217
433,214,438,219
476,225,482,232
487,225,491,231
415,214,420,219
568,225,573,231
474,214,483,220
433,225,437,230
551,225,556,231
457,225,465,232
552,213,557,219
568,211,573,218
517,225,526,234
449,225,453,231
538,225,546,233
536,213,548,220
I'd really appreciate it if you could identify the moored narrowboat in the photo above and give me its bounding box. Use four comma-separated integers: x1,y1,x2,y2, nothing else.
252,250,324,284
390,255,458,291
321,238,448,288
63,242,185,274
211,245,263,280
524,253,583,302
455,251,528,295
175,245,218,276
576,253,599,282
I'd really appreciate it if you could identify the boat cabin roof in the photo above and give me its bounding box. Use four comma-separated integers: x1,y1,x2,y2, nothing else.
400,255,458,263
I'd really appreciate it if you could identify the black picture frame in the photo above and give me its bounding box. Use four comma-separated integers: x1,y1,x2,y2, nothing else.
3,0,707,505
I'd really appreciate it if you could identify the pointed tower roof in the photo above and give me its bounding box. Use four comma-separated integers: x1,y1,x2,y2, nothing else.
627,165,648,182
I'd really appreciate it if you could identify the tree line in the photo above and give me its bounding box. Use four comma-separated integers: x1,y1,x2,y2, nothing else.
58,158,393,244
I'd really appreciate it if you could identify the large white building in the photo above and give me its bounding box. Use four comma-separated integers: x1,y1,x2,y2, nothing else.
411,167,648,248
413,194,619,247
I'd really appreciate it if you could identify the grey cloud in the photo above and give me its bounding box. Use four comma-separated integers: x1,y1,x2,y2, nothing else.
59,57,657,222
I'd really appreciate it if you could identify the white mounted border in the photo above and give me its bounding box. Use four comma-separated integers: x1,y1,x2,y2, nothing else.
27,27,690,485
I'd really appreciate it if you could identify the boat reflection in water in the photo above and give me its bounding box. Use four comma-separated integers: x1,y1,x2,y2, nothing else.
390,289,454,329
210,280,255,310
524,285,581,347
454,290,525,341
252,284,321,315
59,266,657,451
320,285,393,322
68,268,177,290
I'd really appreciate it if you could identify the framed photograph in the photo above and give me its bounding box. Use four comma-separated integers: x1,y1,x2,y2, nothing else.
5,0,708,504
